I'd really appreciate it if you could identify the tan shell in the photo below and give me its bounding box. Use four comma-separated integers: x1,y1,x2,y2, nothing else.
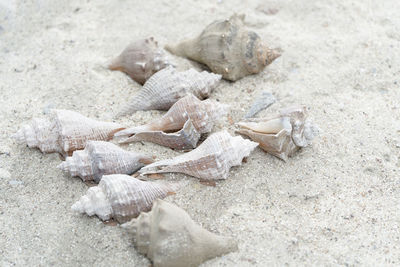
117,66,221,116
109,37,169,85
58,141,153,182
139,131,258,180
237,106,319,161
115,94,228,149
12,109,124,155
122,199,238,267
165,14,280,81
71,174,174,223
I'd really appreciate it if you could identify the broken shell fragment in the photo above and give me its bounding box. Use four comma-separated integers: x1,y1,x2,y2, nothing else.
139,131,258,180
71,174,175,223
109,37,169,85
58,141,153,182
165,14,280,81
237,106,319,161
121,199,238,267
244,90,276,118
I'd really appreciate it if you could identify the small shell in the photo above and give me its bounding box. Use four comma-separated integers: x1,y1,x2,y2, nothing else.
117,66,221,116
165,14,280,81
115,94,229,149
12,109,124,155
58,141,153,182
109,37,169,85
139,131,258,180
71,174,174,223
237,106,319,161
244,90,276,118
121,199,238,267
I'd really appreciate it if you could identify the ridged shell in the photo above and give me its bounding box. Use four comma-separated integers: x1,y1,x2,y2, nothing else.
139,131,258,180
12,109,124,155
109,37,169,85
237,106,319,161
244,90,276,118
122,199,238,267
165,14,280,81
58,141,153,182
71,174,174,223
117,66,221,116
115,94,229,148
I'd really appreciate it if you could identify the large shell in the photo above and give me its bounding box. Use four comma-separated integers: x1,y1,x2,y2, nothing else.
71,174,174,223
115,94,229,149
109,37,169,85
244,90,276,118
12,109,124,155
237,106,319,161
58,141,153,182
165,14,281,81
122,199,238,267
117,66,221,116
139,131,258,180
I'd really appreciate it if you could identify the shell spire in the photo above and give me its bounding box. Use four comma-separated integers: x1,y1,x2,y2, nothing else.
58,141,153,182
71,174,175,223
121,199,238,267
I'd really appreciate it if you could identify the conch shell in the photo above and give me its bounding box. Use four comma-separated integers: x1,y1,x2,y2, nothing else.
115,94,229,149
12,109,124,155
237,106,319,161
58,141,153,182
122,199,238,267
117,66,221,116
109,37,169,85
71,174,175,223
139,131,258,180
165,14,280,81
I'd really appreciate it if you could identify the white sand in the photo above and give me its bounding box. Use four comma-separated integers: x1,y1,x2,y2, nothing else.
1,0,400,266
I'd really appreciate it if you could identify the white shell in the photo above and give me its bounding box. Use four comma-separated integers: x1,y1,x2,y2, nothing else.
71,174,174,223
139,131,258,180
13,109,124,155
117,66,221,116
122,199,238,267
58,141,153,182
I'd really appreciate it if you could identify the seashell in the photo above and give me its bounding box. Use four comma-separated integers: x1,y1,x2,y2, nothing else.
109,37,169,85
58,141,153,182
117,66,221,116
237,106,319,161
165,14,281,81
122,199,238,267
115,94,229,149
12,109,124,155
244,90,276,118
139,131,258,180
71,174,175,223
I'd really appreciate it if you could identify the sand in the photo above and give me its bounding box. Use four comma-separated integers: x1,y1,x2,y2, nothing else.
1,0,399,266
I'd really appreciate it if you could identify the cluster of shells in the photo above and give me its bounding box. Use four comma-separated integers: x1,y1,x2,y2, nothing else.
12,14,319,266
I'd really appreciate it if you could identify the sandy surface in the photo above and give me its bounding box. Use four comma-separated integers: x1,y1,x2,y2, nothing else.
1,0,400,266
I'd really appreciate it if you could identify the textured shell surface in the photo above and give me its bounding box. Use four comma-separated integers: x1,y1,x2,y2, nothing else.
165,14,281,81
58,141,153,182
12,109,124,155
117,66,221,116
71,174,174,223
139,131,258,180
109,37,169,85
237,106,319,161
244,90,276,118
121,199,238,267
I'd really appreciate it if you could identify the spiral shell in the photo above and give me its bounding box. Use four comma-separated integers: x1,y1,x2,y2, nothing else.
12,109,124,155
165,14,281,81
139,131,258,180
58,141,153,182
237,106,319,161
117,66,221,116
109,37,169,85
122,199,238,267
71,174,175,223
